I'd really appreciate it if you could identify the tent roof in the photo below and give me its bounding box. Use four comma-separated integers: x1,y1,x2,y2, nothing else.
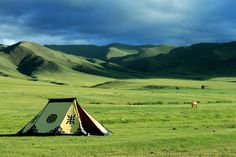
48,98,76,103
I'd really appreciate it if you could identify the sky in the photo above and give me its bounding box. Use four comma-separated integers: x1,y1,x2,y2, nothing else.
0,0,236,45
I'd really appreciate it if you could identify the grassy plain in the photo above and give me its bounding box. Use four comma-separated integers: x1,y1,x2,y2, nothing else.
0,75,236,157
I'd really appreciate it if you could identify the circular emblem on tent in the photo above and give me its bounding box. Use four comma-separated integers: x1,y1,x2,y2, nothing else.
47,114,57,123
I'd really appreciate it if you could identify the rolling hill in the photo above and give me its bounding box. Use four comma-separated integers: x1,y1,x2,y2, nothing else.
0,41,140,81
123,41,236,77
0,41,236,80
45,43,175,62
46,41,236,78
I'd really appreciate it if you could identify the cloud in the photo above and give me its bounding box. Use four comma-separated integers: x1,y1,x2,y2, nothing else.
0,0,236,45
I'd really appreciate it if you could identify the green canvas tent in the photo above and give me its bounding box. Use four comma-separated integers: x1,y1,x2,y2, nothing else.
17,98,109,136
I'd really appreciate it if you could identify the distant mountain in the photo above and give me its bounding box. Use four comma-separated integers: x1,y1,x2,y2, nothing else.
108,45,176,64
45,44,108,60
1,41,236,80
46,41,236,78
45,43,175,61
124,41,236,77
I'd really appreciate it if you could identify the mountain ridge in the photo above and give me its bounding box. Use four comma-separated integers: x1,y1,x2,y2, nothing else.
1,41,236,80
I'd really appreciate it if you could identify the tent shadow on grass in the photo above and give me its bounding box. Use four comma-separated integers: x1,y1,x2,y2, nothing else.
0,134,17,137
0,134,91,137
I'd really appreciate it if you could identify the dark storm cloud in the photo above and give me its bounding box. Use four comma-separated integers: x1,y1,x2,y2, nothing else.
0,0,236,45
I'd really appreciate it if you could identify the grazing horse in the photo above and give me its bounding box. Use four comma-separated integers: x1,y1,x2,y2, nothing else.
191,101,198,108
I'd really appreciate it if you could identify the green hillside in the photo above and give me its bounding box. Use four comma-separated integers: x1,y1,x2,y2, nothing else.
110,45,176,63
45,43,145,60
158,41,236,76
45,43,176,77
46,43,176,62
106,47,134,59
0,41,140,81
120,42,236,78
45,44,109,60
1,41,236,80
2,42,61,76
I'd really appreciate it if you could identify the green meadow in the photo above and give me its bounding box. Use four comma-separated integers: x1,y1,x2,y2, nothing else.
0,75,235,157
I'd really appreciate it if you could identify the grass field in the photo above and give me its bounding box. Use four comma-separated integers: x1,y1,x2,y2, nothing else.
0,75,236,156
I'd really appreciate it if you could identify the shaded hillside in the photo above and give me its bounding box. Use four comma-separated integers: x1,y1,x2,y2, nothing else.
0,44,6,50
123,41,236,77
45,44,108,60
1,42,60,76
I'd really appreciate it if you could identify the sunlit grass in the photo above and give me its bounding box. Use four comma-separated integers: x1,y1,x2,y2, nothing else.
0,76,235,156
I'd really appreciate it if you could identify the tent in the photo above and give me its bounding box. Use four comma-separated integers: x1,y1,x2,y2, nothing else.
17,98,109,136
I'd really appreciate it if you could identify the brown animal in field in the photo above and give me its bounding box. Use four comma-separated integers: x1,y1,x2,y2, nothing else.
191,101,198,108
